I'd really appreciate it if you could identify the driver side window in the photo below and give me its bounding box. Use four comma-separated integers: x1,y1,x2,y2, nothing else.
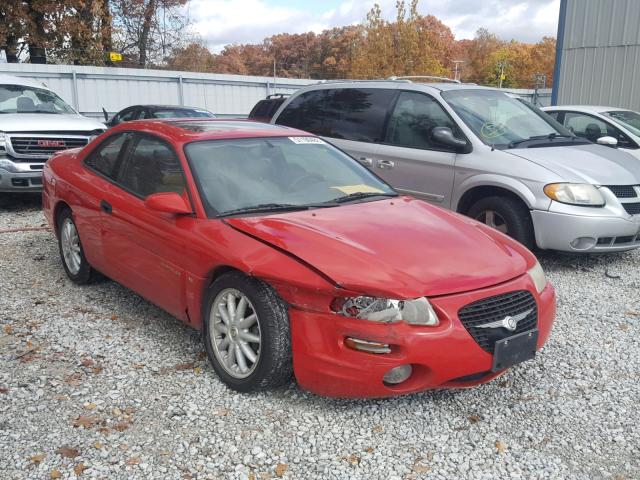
385,91,461,150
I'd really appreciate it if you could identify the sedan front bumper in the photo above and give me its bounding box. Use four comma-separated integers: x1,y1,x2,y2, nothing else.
289,274,556,398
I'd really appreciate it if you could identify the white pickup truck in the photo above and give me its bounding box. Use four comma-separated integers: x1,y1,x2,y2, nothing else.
0,74,106,192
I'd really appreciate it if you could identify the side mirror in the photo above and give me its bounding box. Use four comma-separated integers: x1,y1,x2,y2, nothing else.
432,127,470,152
144,192,192,215
597,136,618,148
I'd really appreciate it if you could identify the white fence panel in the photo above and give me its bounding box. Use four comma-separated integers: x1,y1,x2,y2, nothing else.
0,63,315,119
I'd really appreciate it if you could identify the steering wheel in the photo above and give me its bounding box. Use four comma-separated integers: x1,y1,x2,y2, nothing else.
289,173,323,191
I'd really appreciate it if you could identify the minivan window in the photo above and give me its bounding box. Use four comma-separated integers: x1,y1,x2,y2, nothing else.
276,88,397,143
385,91,463,150
442,89,572,148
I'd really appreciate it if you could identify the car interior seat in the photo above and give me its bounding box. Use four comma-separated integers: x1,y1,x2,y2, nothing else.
585,123,603,142
16,97,36,112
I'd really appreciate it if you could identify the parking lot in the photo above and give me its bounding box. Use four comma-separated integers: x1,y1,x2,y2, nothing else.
0,195,637,480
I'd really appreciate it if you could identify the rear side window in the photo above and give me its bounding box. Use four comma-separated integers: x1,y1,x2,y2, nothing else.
385,91,462,150
84,133,128,179
276,88,396,143
118,135,186,198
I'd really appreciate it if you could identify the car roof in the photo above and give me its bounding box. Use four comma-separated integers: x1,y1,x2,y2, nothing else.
0,74,52,91
118,118,310,142
308,79,487,92
128,105,210,111
543,105,632,113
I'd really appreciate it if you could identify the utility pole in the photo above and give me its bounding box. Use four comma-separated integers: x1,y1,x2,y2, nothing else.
452,60,465,81
497,61,508,88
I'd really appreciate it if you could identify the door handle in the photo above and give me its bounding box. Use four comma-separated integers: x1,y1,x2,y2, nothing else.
100,200,112,214
377,159,395,170
358,157,373,167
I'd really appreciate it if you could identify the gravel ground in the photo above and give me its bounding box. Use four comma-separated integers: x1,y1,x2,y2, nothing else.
1,195,639,480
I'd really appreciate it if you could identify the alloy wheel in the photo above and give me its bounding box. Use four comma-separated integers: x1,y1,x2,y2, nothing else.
209,288,262,379
60,217,82,275
475,209,509,234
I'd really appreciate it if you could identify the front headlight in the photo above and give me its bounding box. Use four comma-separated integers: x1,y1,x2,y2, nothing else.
331,296,439,326
544,183,605,206
528,261,547,293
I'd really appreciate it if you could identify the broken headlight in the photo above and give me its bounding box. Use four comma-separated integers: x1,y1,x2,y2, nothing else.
331,296,439,326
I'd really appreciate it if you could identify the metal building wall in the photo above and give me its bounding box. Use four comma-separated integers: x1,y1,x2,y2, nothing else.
0,63,315,119
554,0,640,109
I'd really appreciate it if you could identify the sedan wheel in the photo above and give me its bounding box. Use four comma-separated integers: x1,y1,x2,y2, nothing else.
210,288,262,379
202,272,292,392
60,217,82,275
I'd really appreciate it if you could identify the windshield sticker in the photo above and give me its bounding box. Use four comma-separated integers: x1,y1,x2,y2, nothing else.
331,184,385,195
289,136,325,144
480,122,507,139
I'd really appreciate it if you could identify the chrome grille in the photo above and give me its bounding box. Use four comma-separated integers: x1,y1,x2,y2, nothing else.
458,290,538,353
10,137,88,157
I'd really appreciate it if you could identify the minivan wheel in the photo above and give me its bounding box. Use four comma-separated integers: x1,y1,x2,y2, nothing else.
202,272,292,392
467,196,535,250
57,208,98,284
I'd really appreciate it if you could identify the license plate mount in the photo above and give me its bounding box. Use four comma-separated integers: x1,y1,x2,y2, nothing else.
492,329,538,372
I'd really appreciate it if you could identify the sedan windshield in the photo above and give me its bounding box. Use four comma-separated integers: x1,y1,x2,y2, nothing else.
442,89,573,148
603,110,640,137
185,136,396,217
0,84,76,114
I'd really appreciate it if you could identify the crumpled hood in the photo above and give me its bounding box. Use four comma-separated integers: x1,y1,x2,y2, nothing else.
504,144,640,184
0,113,105,132
226,197,533,298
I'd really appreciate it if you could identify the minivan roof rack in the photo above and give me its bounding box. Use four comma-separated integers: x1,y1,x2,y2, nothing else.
387,75,461,84
317,78,413,84
266,93,290,99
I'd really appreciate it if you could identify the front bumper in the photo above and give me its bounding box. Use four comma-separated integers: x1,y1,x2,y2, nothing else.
532,209,640,252
290,275,556,398
0,164,44,192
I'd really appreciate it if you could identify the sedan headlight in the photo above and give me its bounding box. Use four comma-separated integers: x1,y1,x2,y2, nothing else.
544,183,605,206
528,261,547,293
331,296,439,326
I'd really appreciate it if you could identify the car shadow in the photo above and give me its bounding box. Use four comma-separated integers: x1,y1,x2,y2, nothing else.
0,193,42,212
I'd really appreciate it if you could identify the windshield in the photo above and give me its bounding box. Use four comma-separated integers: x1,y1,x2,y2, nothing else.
0,84,76,114
153,109,213,118
185,136,396,217
442,89,572,148
603,110,640,137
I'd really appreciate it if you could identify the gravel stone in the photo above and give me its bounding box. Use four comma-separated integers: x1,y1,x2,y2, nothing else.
1,195,639,479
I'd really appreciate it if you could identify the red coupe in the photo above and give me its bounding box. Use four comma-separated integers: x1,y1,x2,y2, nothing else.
42,119,556,398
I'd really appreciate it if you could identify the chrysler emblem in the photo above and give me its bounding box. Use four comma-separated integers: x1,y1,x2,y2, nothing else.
476,309,532,332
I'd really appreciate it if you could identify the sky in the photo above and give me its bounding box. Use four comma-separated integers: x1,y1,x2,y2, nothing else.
189,0,561,52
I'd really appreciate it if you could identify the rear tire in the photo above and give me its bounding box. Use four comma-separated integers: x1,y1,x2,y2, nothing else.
467,196,535,250
202,271,292,392
56,208,98,284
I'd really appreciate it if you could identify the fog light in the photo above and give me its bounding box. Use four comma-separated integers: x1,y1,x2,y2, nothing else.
344,337,390,354
570,237,597,250
383,364,412,385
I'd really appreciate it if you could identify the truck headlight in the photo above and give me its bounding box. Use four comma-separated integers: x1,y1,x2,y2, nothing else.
331,296,439,326
544,183,605,206
528,260,547,293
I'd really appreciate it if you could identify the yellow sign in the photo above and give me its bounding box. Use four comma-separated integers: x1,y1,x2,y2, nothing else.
500,74,506,81
108,52,123,62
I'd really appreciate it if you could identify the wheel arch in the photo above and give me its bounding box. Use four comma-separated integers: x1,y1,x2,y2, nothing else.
454,176,537,215
53,200,72,237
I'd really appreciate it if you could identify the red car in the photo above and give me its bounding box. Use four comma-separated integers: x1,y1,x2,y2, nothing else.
42,119,556,398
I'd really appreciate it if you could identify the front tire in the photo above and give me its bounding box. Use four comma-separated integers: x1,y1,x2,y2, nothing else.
57,208,97,284
467,196,535,250
202,272,292,392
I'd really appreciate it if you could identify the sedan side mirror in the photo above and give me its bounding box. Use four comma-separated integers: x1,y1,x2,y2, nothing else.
432,127,470,152
144,192,192,215
597,136,618,148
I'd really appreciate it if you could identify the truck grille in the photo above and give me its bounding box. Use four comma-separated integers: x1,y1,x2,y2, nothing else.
605,185,639,198
622,203,640,215
10,137,88,157
457,290,538,353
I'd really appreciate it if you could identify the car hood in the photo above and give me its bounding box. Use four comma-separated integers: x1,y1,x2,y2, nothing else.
226,197,532,298
0,113,106,132
504,144,640,184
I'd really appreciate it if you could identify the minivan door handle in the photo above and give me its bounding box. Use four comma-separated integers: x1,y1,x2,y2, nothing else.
100,200,112,214
357,157,373,167
377,159,395,170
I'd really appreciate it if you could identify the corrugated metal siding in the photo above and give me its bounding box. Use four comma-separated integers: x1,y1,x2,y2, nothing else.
557,0,640,109
0,63,315,118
